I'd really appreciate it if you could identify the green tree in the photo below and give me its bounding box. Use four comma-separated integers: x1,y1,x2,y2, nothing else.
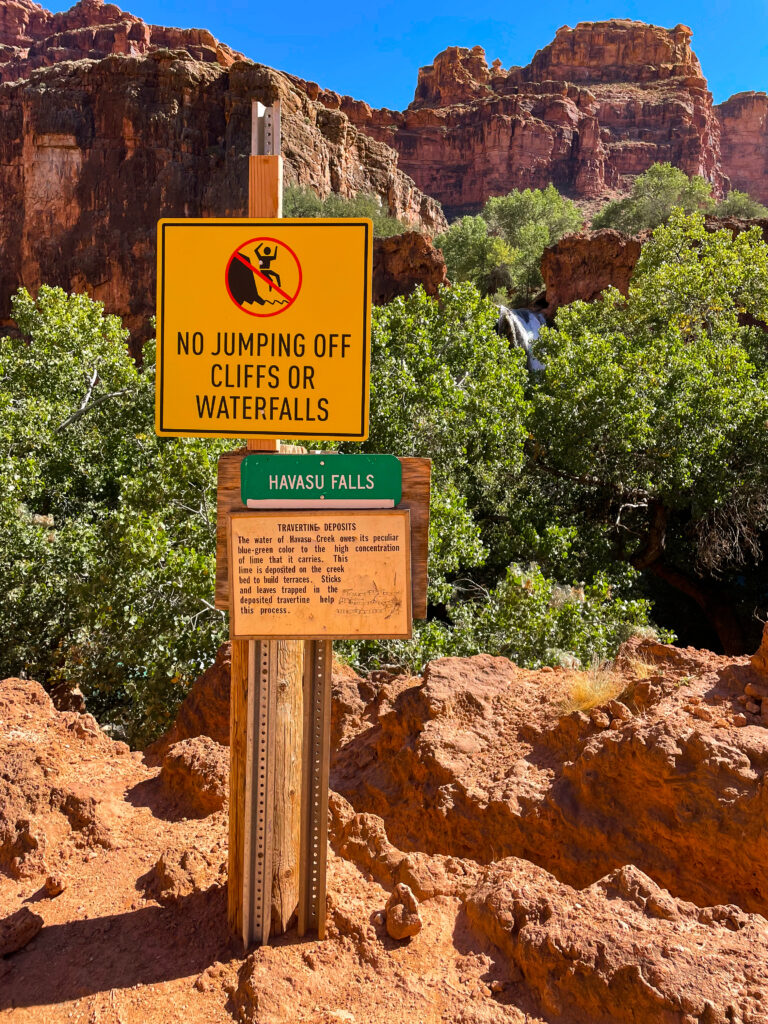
435,186,582,304
0,287,228,744
283,185,409,237
337,283,660,672
529,210,768,651
433,216,517,294
483,184,583,301
714,189,768,220
592,163,715,234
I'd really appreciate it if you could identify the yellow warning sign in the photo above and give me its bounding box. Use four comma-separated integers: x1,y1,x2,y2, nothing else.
155,219,372,439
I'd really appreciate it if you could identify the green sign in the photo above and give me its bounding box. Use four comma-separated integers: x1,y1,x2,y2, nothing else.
241,453,402,509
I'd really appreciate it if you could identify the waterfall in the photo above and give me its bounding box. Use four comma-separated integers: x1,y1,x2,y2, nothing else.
496,307,547,371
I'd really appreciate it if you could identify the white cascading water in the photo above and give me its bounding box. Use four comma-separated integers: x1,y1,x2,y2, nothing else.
496,307,547,371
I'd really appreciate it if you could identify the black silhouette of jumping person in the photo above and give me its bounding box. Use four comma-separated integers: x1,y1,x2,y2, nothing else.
254,243,281,290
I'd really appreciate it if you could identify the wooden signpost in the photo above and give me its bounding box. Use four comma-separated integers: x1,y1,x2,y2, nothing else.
155,99,430,949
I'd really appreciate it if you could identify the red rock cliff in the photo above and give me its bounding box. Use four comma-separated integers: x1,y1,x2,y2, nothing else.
0,0,243,80
715,92,768,205
0,0,445,345
326,20,729,217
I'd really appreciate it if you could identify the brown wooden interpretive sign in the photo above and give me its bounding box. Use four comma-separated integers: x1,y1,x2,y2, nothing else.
216,452,431,618
228,510,412,640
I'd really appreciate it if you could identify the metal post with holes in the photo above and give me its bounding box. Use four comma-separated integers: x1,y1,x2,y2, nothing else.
241,641,277,946
298,639,333,938
248,101,282,219
251,100,281,157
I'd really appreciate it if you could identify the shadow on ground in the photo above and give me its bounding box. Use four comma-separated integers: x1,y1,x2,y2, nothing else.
0,886,233,1008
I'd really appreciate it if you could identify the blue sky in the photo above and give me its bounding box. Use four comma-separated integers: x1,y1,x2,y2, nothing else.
48,0,767,109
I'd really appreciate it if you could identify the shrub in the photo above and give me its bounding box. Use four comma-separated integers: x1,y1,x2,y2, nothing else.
592,163,714,233
714,189,768,220
283,185,409,236
435,185,582,305
341,564,661,675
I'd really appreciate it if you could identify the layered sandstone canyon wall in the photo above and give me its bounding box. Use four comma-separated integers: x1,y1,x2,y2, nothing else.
715,92,768,205
4,3,768,340
314,20,768,219
0,0,244,80
0,0,445,343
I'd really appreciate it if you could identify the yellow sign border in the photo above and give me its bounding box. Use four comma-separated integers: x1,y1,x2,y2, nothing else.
155,218,372,440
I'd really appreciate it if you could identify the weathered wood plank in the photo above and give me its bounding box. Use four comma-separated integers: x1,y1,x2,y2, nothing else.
397,458,431,619
248,155,283,218
270,638,303,933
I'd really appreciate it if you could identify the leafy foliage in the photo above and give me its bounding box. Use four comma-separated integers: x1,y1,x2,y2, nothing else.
714,189,768,220
482,186,584,302
528,210,768,651
592,163,715,233
432,216,517,296
283,185,409,236
0,287,228,745
336,283,660,671
435,185,583,304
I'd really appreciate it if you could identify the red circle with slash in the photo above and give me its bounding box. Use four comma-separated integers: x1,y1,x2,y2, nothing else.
225,237,302,317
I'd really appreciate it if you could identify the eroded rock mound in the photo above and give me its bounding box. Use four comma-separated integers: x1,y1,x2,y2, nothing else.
158,736,228,817
540,228,645,314
148,643,232,760
539,215,768,314
0,677,124,878
468,860,768,1023
332,643,768,914
372,232,448,304
146,845,225,903
2,653,768,1021
329,801,768,1024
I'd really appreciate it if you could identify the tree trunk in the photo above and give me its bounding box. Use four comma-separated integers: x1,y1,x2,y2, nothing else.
631,500,746,654
643,559,746,655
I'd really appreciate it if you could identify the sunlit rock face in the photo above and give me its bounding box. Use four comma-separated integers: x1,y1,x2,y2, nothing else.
716,91,768,205
312,20,738,218
0,0,445,347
